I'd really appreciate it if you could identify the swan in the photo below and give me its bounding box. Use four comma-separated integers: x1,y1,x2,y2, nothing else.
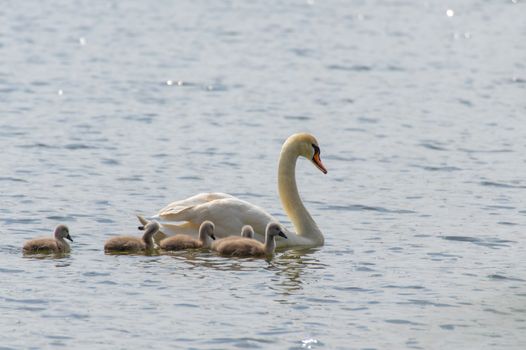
137,132,327,248
23,224,73,254
159,220,216,250
213,222,287,257
104,221,159,253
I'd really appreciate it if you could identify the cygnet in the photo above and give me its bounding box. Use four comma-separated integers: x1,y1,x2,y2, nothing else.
213,222,286,257
160,220,216,251
23,224,73,254
104,221,159,253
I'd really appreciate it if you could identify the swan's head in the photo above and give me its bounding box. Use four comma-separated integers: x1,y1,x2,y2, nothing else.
266,222,287,239
286,133,327,174
199,220,216,241
54,224,73,242
241,225,255,238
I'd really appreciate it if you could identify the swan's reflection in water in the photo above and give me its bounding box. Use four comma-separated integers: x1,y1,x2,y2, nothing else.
160,248,327,299
161,251,255,272
266,248,327,296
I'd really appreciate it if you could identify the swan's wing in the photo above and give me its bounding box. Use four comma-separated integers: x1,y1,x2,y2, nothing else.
204,198,278,237
157,197,281,240
158,192,234,217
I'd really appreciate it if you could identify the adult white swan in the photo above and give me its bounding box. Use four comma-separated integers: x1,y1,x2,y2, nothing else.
138,133,327,248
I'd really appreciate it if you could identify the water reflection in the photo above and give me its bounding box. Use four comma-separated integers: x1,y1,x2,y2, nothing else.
267,248,327,296
104,250,161,257
21,252,73,267
161,250,268,272
22,252,71,260
148,247,327,296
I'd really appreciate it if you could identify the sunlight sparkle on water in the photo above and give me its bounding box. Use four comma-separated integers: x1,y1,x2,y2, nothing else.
453,32,472,40
301,338,320,349
166,80,183,86
446,9,455,17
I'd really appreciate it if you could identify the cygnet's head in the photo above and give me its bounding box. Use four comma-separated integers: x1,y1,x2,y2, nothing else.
241,225,254,238
286,133,327,174
54,224,73,242
143,220,160,235
265,222,287,239
199,221,216,240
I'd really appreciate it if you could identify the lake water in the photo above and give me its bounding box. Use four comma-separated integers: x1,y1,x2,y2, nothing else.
1,0,525,349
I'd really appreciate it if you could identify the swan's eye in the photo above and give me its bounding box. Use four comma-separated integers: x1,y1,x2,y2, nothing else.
311,144,320,158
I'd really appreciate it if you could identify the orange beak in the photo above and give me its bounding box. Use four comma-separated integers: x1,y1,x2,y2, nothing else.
312,152,328,174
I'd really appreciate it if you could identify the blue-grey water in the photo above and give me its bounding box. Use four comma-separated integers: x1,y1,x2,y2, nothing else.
1,0,525,349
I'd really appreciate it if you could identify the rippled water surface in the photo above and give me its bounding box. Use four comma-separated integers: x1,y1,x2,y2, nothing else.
1,0,525,349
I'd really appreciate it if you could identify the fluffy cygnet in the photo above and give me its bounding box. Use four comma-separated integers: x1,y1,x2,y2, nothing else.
240,225,255,239
104,221,159,253
23,224,73,254
211,225,255,250
213,222,287,257
160,221,216,251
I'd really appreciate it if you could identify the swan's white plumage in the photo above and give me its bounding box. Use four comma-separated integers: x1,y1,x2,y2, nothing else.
142,196,281,243
138,133,326,248
158,192,234,218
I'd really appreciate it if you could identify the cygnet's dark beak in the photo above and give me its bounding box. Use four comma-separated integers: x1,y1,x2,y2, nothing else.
138,225,145,230
210,234,216,240
66,234,73,242
278,231,287,239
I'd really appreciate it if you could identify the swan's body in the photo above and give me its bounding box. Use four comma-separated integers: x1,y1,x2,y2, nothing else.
104,221,159,253
160,221,215,251
23,225,73,254
138,133,327,248
213,222,287,257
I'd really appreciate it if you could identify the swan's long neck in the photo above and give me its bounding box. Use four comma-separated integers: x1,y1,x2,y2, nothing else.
278,144,324,245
